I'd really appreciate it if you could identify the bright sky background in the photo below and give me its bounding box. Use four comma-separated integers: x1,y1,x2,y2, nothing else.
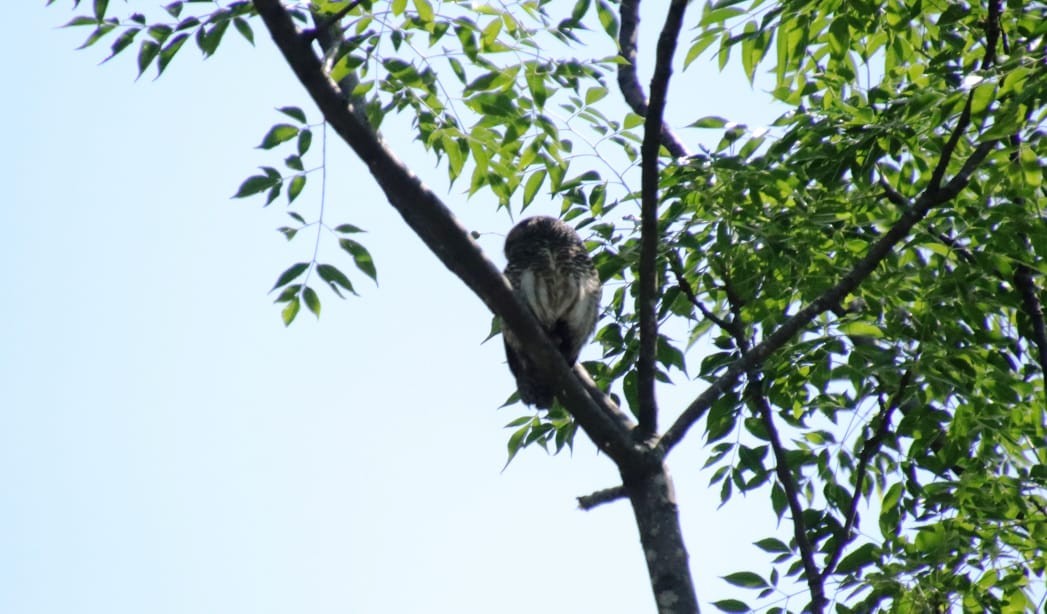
3,2,807,613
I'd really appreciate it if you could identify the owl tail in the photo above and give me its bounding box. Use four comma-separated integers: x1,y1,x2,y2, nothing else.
505,339,555,409
518,378,555,410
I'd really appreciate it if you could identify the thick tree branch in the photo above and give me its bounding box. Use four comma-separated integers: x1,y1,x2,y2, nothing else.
621,459,699,613
251,0,638,463
659,140,997,454
821,369,913,579
617,0,690,158
636,0,689,438
577,485,627,510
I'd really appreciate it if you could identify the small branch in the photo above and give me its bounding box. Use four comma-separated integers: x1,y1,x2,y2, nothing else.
928,91,973,192
982,0,1002,70
756,388,825,611
718,267,825,609
878,176,908,208
1015,265,1047,379
668,252,738,335
659,140,997,454
822,369,914,579
302,0,365,44
616,0,690,158
636,0,689,438
578,485,627,510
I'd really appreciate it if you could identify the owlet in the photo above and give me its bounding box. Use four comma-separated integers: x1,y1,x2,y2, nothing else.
503,216,602,409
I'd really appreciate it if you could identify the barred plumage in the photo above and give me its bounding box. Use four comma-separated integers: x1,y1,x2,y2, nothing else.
503,216,601,409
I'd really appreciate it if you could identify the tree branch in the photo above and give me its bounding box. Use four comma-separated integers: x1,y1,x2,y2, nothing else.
1015,265,1047,379
577,485,627,510
303,0,365,44
658,140,997,454
617,0,691,158
668,252,739,336
821,369,913,579
878,176,908,208
636,0,689,438
251,0,638,463
756,389,825,611
716,269,826,611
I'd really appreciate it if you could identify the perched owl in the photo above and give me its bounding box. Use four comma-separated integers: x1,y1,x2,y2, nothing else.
503,216,602,409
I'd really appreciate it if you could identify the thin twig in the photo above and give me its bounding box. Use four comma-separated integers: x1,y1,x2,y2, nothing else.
636,0,690,438
668,252,738,335
577,485,627,510
928,93,973,192
822,369,914,579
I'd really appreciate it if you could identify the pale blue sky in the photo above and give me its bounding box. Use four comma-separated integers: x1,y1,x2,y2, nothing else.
3,3,800,613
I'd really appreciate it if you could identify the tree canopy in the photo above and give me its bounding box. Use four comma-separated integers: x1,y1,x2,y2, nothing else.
51,0,1046,611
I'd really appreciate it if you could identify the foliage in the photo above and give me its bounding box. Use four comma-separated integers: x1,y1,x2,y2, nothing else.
52,0,1047,611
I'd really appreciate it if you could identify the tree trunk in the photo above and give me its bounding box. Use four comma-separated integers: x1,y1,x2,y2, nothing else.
623,461,699,613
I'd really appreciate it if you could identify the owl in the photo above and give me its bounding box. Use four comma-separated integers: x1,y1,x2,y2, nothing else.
503,216,602,409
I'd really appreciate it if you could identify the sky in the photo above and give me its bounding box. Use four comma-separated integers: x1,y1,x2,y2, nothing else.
3,3,801,613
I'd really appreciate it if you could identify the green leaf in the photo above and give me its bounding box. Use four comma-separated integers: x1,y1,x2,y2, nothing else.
287,175,306,203
77,23,116,50
278,106,307,123
271,262,309,291
146,24,172,43
157,32,189,76
412,0,434,22
585,86,608,105
522,170,546,207
525,66,549,109
103,27,140,63
233,17,254,45
303,286,321,318
163,1,183,18
136,40,161,78
62,16,99,27
834,543,879,575
839,321,883,338
93,0,108,19
257,124,300,149
712,599,750,613
722,571,767,589
753,538,789,553
334,223,366,234
317,263,357,297
232,174,279,198
339,239,377,283
273,284,300,303
570,0,590,21
284,155,304,171
281,296,301,326
689,116,728,128
197,20,229,57
298,129,313,156
596,0,619,38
